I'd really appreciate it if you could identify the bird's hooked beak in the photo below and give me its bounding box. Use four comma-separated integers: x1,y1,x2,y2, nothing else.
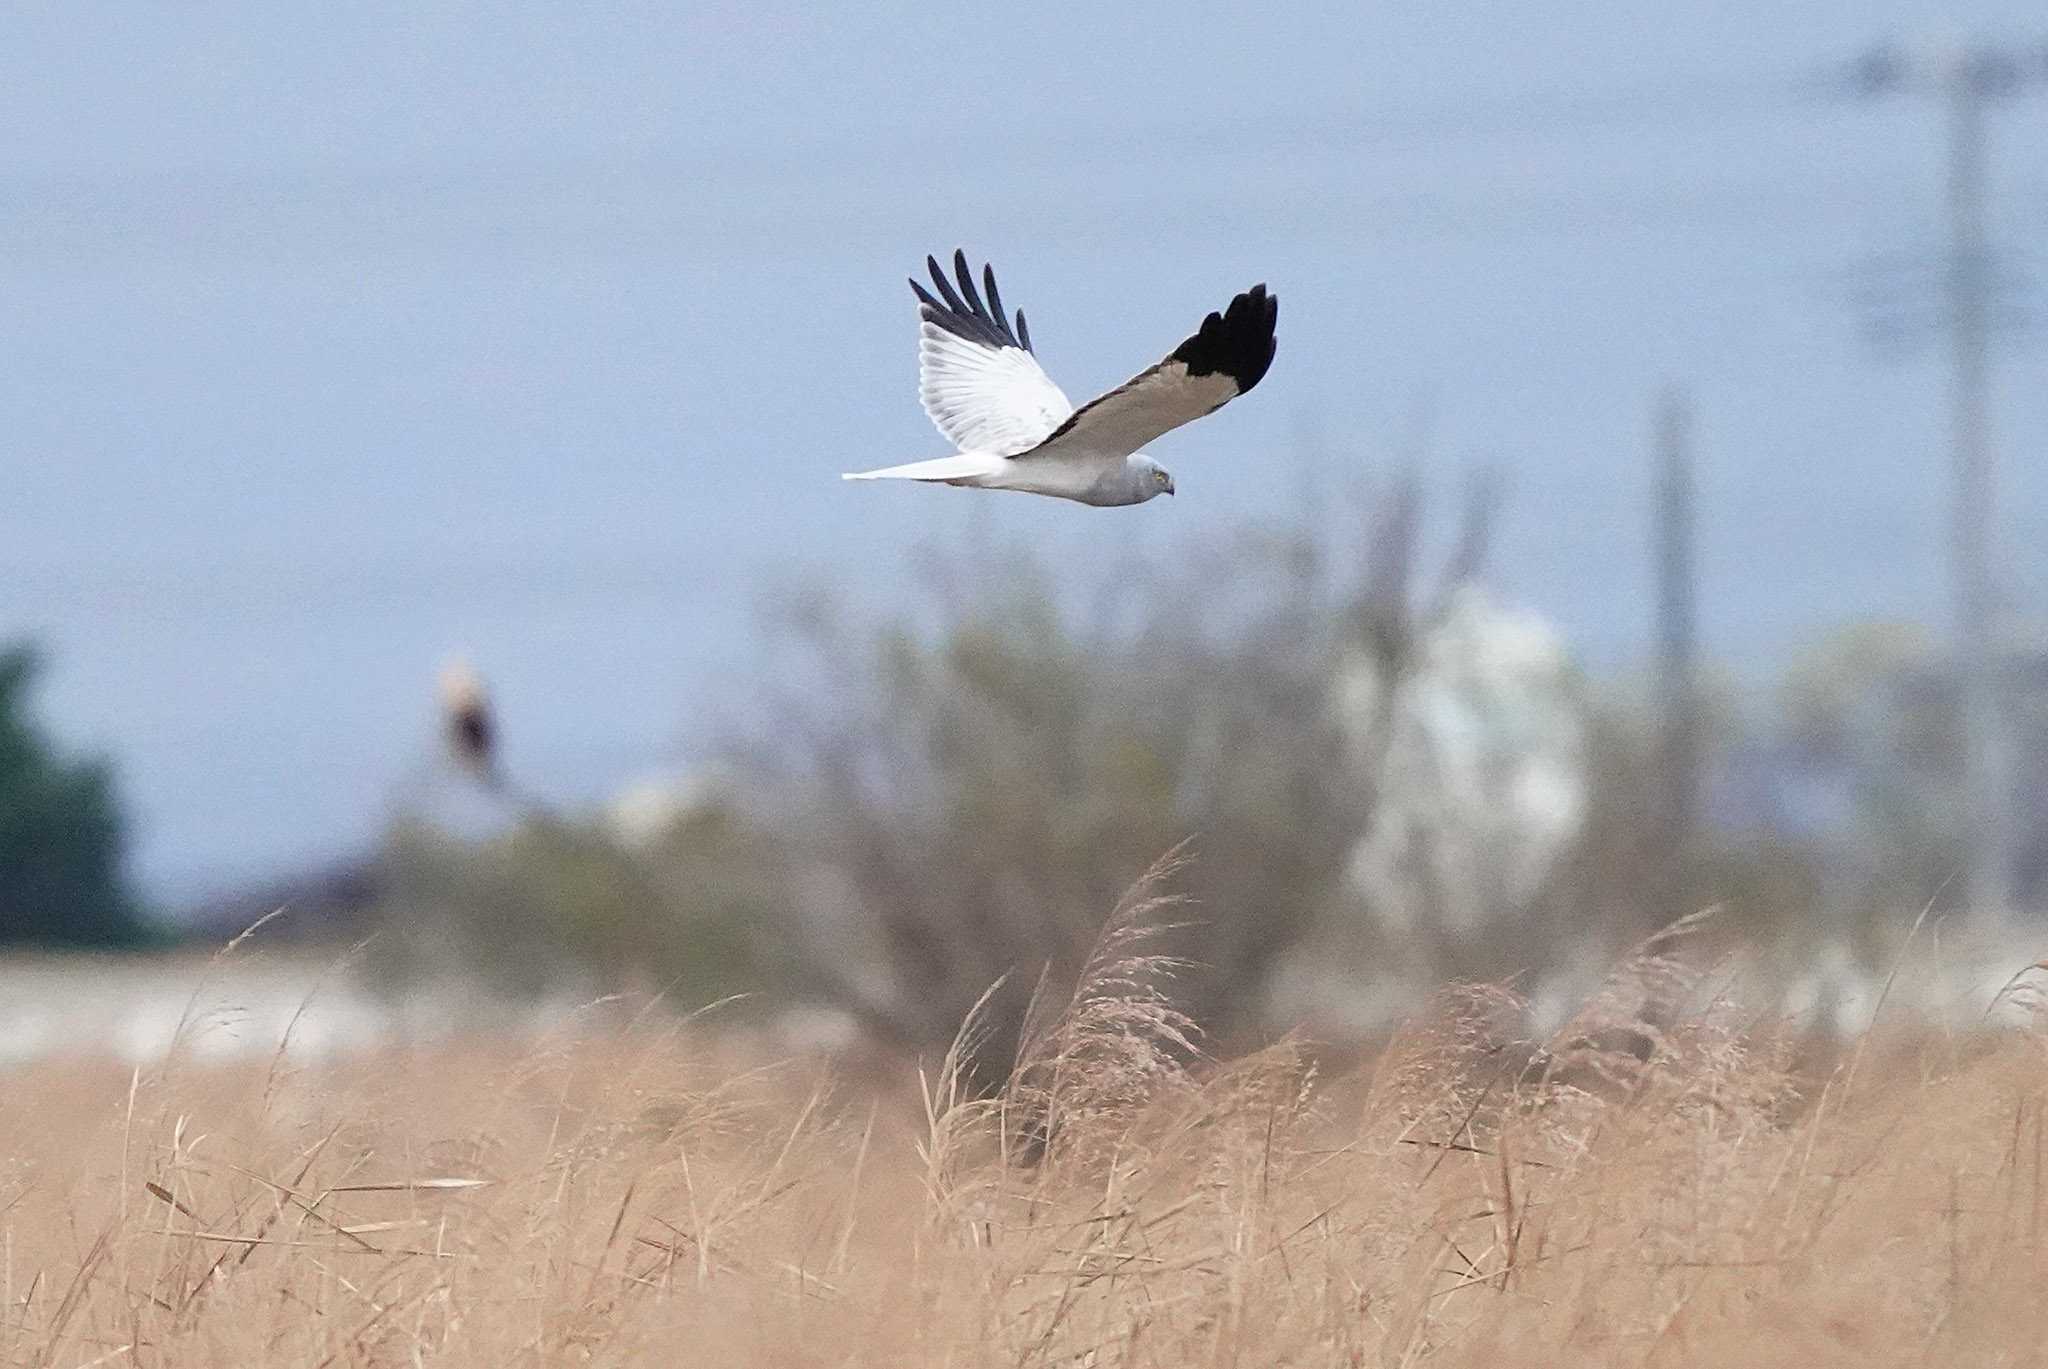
1165,476,1176,496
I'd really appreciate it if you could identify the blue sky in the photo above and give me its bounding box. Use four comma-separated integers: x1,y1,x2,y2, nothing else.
4,3,2045,898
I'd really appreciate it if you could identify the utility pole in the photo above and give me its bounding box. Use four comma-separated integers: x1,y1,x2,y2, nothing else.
1842,37,2047,919
1944,52,2007,921
1652,385,1699,916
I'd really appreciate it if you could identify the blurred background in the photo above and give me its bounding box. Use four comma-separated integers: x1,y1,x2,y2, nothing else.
4,3,2046,1066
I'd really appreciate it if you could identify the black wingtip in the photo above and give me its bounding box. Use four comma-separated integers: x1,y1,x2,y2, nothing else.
982,264,1007,333
907,249,1032,353
1170,283,1278,394
926,254,967,314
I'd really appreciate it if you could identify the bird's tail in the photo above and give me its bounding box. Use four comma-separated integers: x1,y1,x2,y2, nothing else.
841,452,1002,484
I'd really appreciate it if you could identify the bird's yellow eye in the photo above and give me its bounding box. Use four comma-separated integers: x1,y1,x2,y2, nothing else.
1155,469,1169,487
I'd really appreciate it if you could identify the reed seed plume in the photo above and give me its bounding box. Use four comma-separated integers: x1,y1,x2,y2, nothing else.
1001,844,1202,1163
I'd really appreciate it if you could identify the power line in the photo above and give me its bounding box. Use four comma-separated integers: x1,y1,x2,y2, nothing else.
7,168,2029,276
8,58,2047,269
0,64,1828,200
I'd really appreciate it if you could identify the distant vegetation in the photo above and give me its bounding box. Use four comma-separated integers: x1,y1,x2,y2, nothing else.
359,482,1475,1059
352,481,1989,1065
0,642,152,947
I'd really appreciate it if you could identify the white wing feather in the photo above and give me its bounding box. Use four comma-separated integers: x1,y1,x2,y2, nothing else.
911,252,1073,456
918,322,1071,455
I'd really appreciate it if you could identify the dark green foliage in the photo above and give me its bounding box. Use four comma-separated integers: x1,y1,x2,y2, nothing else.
0,643,151,946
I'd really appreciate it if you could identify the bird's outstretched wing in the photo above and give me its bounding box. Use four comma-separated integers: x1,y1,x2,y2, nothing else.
912,250,1074,456
1013,284,1276,462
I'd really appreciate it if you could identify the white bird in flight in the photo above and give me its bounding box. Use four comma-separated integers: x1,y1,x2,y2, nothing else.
843,251,1278,506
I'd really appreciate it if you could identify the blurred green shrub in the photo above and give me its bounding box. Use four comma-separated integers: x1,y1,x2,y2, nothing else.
360,799,784,1010
738,482,1496,1072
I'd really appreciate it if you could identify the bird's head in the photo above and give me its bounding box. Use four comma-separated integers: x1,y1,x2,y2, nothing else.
1133,456,1175,501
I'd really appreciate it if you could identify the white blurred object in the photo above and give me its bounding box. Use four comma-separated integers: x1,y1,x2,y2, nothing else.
1336,584,1588,941
603,768,727,849
0,953,590,1067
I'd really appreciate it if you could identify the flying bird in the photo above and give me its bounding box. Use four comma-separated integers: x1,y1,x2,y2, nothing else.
843,251,1277,506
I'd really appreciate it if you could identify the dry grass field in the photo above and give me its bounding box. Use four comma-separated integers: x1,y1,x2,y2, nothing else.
7,917,2048,1367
